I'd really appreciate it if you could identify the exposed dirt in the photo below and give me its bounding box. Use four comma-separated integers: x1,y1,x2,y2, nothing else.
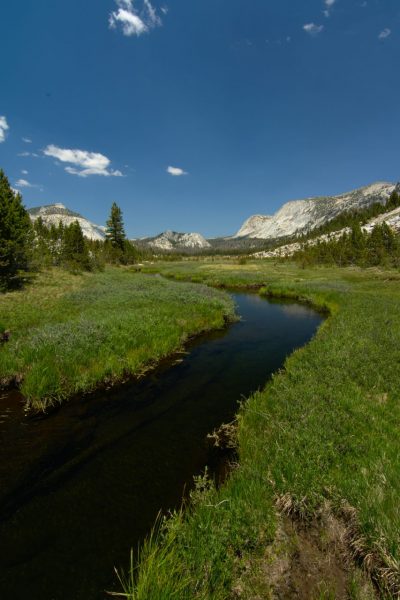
232,512,378,600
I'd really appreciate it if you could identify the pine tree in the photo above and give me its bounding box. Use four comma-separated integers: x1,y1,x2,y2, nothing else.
386,190,400,211
106,202,126,250
0,169,32,289
62,221,90,269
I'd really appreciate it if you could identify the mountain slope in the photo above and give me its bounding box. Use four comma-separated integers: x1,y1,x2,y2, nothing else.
28,204,106,241
138,230,211,251
236,182,397,240
254,203,400,259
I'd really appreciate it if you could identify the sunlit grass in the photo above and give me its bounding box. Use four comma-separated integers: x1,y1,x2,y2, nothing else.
122,260,400,598
0,267,235,410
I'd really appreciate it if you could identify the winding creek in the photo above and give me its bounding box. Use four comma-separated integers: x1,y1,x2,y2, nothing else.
0,291,323,600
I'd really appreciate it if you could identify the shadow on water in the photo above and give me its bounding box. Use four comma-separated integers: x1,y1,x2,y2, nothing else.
0,292,323,600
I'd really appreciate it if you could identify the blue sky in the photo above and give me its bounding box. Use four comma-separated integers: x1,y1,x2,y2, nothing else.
0,0,399,238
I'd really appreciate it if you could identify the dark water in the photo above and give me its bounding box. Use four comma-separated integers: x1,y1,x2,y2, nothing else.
0,293,323,600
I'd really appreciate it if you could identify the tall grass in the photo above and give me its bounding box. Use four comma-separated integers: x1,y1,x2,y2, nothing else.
0,267,235,410
121,260,400,598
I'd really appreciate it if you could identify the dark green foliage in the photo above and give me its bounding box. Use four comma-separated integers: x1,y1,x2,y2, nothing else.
293,221,400,268
31,217,93,272
106,202,126,250
0,169,32,290
62,220,91,271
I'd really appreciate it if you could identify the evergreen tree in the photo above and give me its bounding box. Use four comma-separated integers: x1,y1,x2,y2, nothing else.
0,169,32,289
386,190,400,211
62,221,90,270
106,202,126,250
350,223,366,264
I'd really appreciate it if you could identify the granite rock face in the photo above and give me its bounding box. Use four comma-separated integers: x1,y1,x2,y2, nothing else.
235,182,397,240
140,230,211,251
28,204,106,241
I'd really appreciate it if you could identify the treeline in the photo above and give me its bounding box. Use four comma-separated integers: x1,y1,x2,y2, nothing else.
298,189,400,241
0,169,146,291
293,222,400,268
31,204,141,271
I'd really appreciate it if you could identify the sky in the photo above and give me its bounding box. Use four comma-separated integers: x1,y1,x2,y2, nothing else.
0,0,399,238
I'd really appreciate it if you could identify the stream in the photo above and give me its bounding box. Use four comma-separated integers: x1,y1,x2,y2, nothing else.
0,291,323,600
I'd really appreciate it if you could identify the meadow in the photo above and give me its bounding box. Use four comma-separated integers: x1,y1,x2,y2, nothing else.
0,267,235,411
120,260,400,599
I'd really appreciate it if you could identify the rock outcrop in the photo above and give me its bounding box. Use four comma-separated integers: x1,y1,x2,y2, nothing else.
236,182,397,240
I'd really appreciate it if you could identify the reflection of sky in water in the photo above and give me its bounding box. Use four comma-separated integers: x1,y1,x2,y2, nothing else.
276,303,318,319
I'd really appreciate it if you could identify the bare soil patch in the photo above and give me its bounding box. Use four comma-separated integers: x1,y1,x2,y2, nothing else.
232,512,377,600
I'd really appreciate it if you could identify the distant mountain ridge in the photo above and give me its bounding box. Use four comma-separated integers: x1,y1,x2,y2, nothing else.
29,181,400,251
136,230,211,251
28,203,106,241
235,182,398,240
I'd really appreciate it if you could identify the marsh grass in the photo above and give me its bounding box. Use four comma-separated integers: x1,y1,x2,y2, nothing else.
121,260,400,598
0,267,235,410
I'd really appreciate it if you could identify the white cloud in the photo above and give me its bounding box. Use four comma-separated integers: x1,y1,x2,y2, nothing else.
43,144,123,177
15,178,43,191
21,170,29,175
109,0,162,37
0,116,9,143
378,28,391,40
15,179,34,188
303,23,324,35
22,137,32,143
167,166,188,177
323,0,336,16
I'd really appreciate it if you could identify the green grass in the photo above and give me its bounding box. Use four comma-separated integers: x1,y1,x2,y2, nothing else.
0,267,235,410
120,260,400,599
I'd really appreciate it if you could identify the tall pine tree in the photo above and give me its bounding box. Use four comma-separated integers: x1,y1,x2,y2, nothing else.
0,169,32,289
106,202,126,250
62,221,90,270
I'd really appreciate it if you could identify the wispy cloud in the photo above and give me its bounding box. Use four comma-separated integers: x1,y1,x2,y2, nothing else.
323,0,336,17
303,23,324,35
43,144,123,177
15,178,42,190
21,170,29,175
109,0,162,37
17,151,40,158
0,116,9,143
167,166,188,177
378,28,391,40
15,179,33,188
22,137,32,143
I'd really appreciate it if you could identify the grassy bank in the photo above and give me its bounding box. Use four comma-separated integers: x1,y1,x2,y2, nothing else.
0,267,235,411
121,260,400,599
